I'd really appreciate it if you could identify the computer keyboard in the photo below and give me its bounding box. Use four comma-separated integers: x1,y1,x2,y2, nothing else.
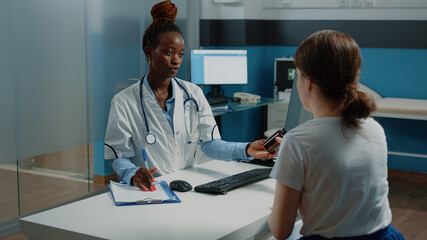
247,158,275,167
207,97,229,106
194,168,272,195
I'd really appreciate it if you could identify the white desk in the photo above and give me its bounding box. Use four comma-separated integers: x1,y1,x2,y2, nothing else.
20,161,276,240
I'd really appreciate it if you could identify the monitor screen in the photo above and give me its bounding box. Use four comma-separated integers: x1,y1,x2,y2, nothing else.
275,57,296,91
190,49,248,85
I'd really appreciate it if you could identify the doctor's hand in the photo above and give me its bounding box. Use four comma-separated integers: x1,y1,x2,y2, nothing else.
133,167,157,191
246,139,271,159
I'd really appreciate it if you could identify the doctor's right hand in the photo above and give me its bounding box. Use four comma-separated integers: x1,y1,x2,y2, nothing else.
133,167,157,191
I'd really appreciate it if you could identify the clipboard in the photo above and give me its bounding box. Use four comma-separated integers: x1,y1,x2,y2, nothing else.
109,180,181,206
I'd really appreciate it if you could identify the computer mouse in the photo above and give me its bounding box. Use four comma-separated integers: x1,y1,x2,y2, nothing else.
232,97,241,102
169,180,193,192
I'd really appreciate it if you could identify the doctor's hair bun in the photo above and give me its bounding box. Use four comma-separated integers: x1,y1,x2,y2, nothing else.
151,0,178,23
142,0,182,56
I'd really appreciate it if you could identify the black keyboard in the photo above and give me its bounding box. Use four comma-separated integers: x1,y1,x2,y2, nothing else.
248,158,275,167
194,168,272,195
207,97,229,106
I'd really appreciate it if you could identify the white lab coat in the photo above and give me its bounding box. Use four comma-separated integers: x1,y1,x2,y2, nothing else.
104,78,220,176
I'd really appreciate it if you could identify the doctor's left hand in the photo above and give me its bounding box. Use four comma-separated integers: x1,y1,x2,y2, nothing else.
246,139,271,159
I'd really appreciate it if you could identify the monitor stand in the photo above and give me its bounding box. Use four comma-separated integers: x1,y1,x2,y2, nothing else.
207,85,229,106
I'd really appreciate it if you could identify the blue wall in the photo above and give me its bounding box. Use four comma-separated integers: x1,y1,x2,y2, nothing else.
360,48,427,99
214,45,427,172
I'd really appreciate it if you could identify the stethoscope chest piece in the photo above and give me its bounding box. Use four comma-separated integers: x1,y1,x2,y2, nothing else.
140,76,200,145
145,132,156,145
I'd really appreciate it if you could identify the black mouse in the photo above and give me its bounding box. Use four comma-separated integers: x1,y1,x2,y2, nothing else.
231,97,241,102
169,180,192,192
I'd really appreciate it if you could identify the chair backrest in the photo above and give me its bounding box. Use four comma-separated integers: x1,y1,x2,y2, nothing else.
284,79,313,131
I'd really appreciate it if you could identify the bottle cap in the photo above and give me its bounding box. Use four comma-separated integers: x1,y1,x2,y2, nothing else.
280,127,287,135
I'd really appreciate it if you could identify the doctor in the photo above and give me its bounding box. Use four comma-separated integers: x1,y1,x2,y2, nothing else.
104,0,270,191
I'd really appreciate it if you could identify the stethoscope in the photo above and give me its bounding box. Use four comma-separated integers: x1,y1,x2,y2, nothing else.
140,76,199,145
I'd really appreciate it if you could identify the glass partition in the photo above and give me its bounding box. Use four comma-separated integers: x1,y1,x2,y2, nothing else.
17,145,95,216
0,161,19,223
0,0,195,236
0,0,145,229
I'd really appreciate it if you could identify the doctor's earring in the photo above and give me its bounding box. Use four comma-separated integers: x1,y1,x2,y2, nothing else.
148,57,152,64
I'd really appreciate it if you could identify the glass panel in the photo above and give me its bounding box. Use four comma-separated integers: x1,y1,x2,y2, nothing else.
86,0,144,142
0,0,194,228
0,0,19,224
0,0,16,163
0,161,19,223
12,0,88,160
86,0,146,181
10,0,91,217
18,145,92,216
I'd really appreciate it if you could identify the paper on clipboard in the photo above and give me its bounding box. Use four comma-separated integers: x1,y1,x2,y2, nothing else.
109,180,180,205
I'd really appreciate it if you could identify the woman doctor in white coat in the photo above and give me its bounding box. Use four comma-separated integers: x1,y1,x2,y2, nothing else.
104,0,270,191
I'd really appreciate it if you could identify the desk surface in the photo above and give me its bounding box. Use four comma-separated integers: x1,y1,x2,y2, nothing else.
212,98,284,117
20,161,276,240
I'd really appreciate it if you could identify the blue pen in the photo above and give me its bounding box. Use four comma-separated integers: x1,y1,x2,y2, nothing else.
142,149,148,162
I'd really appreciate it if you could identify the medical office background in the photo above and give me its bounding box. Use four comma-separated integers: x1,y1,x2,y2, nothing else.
1,0,427,236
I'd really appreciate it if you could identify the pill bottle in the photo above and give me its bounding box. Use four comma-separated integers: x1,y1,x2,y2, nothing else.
263,127,287,154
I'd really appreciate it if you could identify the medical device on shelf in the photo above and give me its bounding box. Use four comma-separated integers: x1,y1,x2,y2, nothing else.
233,92,261,104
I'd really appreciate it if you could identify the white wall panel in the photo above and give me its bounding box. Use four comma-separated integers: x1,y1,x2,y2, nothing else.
200,0,245,19
201,0,427,20
262,0,427,9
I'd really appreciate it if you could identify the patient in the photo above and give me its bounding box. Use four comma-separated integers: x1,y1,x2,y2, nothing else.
268,30,406,240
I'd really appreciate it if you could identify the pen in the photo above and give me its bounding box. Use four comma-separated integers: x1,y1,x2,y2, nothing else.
142,149,148,162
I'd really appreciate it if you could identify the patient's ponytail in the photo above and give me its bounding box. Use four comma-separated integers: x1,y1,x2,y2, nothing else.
294,30,376,129
338,84,376,129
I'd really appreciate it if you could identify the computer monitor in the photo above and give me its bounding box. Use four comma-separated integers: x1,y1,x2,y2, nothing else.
284,76,313,131
275,57,296,92
190,49,248,104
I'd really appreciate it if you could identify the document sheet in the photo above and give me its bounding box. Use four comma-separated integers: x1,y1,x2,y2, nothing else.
109,181,177,205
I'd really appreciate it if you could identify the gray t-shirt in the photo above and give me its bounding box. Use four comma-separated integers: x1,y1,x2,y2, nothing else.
271,117,392,238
